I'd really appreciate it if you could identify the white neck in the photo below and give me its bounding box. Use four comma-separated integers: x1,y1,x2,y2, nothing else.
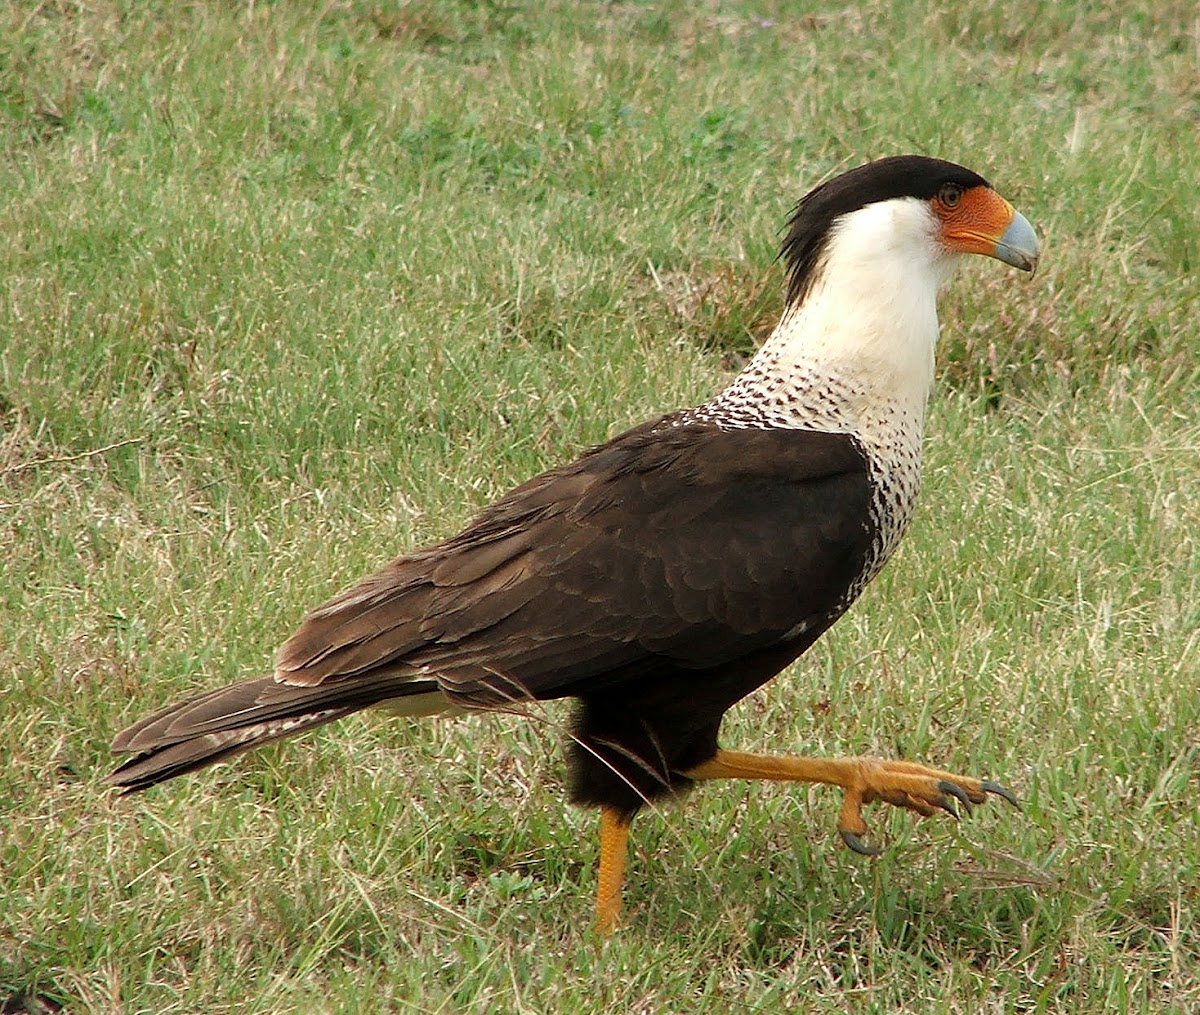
714,198,962,436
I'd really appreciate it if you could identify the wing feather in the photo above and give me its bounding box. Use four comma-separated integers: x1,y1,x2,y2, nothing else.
274,418,872,705
110,418,875,789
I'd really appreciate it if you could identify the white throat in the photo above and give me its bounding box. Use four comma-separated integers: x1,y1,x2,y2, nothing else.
777,199,957,415
707,197,962,440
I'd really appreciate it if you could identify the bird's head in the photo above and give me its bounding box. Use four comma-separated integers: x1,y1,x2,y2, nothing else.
780,155,1040,309
729,155,1041,427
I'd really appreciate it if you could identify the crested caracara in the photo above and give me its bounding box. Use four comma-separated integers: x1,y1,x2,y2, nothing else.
110,155,1039,932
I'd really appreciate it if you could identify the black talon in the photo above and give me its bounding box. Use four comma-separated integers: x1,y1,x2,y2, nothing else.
933,796,960,820
840,829,885,856
937,781,974,813
981,780,1022,810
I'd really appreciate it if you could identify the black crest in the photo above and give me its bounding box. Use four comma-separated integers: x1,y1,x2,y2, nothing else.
780,155,990,306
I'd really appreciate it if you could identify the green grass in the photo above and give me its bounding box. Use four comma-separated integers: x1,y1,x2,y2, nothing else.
3,0,1200,1011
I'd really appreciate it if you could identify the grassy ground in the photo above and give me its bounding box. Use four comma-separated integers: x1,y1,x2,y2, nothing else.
3,0,1199,1011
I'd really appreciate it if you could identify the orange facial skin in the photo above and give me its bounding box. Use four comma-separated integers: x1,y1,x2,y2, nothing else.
933,182,1022,259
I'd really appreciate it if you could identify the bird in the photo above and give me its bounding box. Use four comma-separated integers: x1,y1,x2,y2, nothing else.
109,154,1039,933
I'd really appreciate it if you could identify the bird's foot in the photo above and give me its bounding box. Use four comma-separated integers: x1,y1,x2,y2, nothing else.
835,757,1020,855
682,749,1018,855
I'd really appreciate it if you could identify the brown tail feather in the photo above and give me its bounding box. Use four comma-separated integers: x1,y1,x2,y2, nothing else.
108,674,441,792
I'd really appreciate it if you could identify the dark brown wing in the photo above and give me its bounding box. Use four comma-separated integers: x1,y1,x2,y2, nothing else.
109,416,873,790
277,416,874,707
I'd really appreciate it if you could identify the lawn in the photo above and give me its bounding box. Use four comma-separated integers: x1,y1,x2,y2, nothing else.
3,1,1199,1011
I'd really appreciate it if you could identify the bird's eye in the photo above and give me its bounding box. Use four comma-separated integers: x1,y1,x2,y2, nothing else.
938,183,963,209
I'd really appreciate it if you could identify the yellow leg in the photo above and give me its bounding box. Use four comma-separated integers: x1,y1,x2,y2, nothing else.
684,749,1017,854
595,806,631,935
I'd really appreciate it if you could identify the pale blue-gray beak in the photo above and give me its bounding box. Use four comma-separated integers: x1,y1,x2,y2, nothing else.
994,210,1040,272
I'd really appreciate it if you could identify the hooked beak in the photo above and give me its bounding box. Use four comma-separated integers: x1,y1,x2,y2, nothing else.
992,209,1040,272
